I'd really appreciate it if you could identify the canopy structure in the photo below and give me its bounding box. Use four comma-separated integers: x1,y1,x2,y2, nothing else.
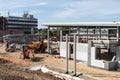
42,22,120,70
42,22,120,27
42,22,120,54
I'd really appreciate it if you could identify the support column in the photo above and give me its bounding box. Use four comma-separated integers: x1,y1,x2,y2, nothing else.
69,28,71,42
99,27,101,40
47,26,50,54
66,34,68,74
88,40,92,66
93,29,95,40
117,26,120,45
60,28,63,42
73,34,76,76
96,27,98,40
77,27,79,43
86,27,88,42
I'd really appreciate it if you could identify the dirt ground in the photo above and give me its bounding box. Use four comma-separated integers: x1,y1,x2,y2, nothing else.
0,44,120,80
0,44,62,80
0,57,62,80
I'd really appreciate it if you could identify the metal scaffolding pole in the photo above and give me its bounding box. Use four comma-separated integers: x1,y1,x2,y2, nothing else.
60,28,63,42
99,27,101,40
86,27,88,42
117,26,120,45
69,28,71,42
77,27,79,43
66,34,68,74
47,27,50,54
73,34,76,76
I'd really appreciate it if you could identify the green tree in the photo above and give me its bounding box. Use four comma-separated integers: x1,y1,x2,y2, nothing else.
39,28,47,35
52,30,60,37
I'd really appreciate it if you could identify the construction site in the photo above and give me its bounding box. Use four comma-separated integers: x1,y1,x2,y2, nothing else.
1,22,120,80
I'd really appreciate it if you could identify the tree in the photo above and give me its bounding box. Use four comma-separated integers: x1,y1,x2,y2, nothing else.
39,28,47,35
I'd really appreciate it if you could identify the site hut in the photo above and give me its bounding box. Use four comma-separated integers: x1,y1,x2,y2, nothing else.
42,22,120,70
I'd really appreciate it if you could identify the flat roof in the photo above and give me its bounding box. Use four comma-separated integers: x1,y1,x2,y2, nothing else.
42,22,120,27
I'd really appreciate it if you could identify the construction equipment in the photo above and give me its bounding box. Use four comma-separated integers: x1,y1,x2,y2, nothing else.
20,44,34,59
28,41,47,53
82,37,87,43
5,43,16,52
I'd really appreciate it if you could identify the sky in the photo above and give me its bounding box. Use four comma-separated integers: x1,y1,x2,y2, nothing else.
0,0,120,28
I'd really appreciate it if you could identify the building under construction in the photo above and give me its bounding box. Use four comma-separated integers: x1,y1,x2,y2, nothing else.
42,22,120,70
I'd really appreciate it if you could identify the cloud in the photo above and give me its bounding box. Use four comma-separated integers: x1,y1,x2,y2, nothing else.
54,9,76,19
17,2,47,8
0,0,48,9
54,0,120,20
12,2,48,8
35,2,48,6
30,10,45,14
0,0,48,17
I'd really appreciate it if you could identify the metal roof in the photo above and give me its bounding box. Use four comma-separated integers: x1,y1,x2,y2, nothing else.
42,22,120,27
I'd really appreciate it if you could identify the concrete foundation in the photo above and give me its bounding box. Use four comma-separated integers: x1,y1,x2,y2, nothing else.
104,61,117,70
90,47,117,70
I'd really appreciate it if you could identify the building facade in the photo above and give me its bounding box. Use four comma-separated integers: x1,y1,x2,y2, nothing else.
0,16,5,30
0,12,38,34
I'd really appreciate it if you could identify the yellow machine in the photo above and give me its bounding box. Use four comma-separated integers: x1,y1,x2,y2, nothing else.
82,37,87,43
28,41,47,53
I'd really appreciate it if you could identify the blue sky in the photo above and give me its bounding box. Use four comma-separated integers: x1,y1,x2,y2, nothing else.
0,0,120,28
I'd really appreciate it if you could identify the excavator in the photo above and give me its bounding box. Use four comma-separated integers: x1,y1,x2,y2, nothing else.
20,41,47,59
27,41,47,53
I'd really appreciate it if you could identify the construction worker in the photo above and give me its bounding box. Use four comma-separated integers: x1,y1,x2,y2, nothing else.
5,40,10,52
20,45,34,59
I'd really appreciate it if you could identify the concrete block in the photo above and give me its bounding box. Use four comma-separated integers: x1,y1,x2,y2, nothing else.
104,61,117,70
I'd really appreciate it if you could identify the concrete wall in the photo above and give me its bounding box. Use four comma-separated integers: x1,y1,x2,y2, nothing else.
90,47,104,68
116,46,120,68
60,42,88,62
116,46,120,61
76,43,88,62
90,47,117,70
60,42,70,58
